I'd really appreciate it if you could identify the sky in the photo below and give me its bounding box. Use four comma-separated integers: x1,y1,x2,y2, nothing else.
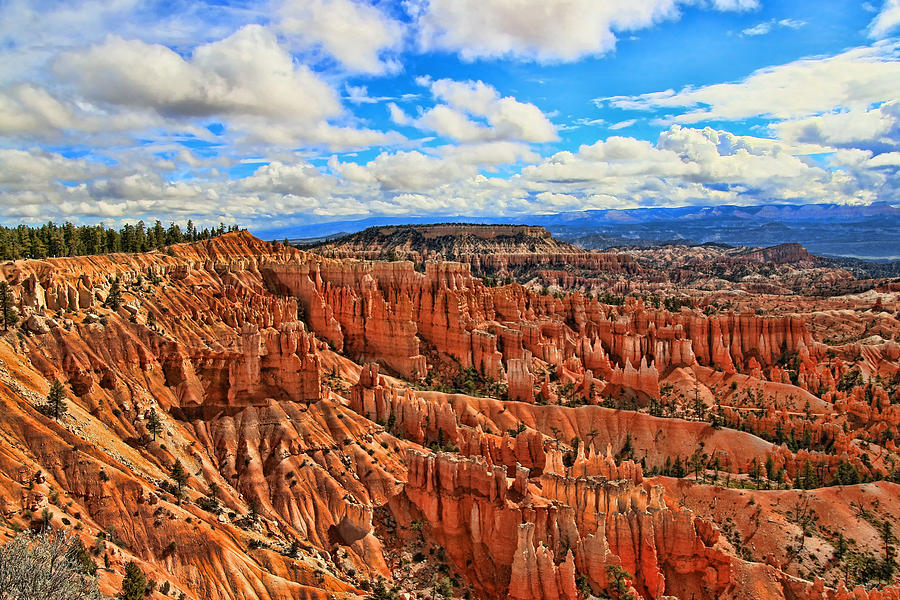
1,0,899,231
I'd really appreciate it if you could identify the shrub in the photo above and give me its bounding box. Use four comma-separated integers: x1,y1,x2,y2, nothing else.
0,530,102,600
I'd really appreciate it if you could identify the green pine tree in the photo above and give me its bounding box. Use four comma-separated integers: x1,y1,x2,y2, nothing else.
145,408,161,441
44,379,67,421
118,561,146,600
170,460,188,502
0,280,17,331
104,278,123,310
800,459,818,489
67,536,98,576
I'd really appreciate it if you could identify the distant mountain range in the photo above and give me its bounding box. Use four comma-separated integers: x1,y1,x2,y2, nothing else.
256,202,900,260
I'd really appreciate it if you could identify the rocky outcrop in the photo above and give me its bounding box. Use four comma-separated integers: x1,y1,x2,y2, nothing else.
310,224,641,282
1,231,897,600
402,449,732,600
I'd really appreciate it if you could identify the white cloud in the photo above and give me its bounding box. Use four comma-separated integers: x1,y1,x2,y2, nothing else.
418,105,491,142
409,78,558,143
0,83,168,139
609,119,637,130
438,141,539,166
710,0,759,8
775,102,900,151
518,126,862,208
741,18,806,37
55,26,340,123
239,161,336,196
602,42,900,123
870,0,900,38
0,84,80,136
388,102,413,126
413,0,758,62
278,0,404,74
741,22,772,36
344,150,474,191
345,85,378,104
47,25,400,150
2,0,897,227
0,149,103,187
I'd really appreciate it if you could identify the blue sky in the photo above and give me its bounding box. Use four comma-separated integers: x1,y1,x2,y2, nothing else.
0,0,898,230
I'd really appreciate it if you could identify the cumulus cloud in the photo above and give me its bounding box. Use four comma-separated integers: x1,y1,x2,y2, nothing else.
1,0,896,227
0,149,104,187
0,83,168,139
775,102,900,152
870,0,900,38
338,150,473,192
406,78,558,143
602,42,900,123
55,26,340,122
239,161,336,197
518,126,861,208
412,0,758,62
437,141,539,167
278,0,405,74
0,84,81,136
282,124,883,224
47,25,402,150
6,120,891,228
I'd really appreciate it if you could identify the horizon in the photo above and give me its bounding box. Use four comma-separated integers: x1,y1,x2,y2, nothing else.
1,1,899,231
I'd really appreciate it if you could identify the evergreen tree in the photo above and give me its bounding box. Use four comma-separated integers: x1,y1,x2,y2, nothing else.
774,419,785,444
44,379,67,421
604,565,635,600
170,460,188,502
881,520,897,579
0,220,235,261
689,450,707,482
835,532,848,558
29,232,47,259
152,221,166,249
0,280,17,331
834,460,860,486
146,408,161,441
118,561,146,600
671,456,686,477
748,459,762,488
104,278,123,311
799,459,818,489
67,536,98,576
765,455,776,487
620,432,633,460
166,222,183,245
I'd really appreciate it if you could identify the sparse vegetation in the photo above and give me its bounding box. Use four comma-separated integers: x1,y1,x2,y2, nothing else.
0,530,103,600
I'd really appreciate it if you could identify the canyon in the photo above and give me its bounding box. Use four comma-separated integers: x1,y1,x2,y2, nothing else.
309,225,894,298
0,228,898,600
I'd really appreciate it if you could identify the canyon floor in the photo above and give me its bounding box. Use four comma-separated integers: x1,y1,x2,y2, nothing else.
0,227,899,600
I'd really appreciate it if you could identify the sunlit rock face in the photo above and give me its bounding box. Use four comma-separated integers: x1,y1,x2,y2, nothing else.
0,231,898,600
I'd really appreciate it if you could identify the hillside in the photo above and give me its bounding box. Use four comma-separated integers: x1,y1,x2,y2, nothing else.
314,225,894,298
0,231,897,600
310,223,641,288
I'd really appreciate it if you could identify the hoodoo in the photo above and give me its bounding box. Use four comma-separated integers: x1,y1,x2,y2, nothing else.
0,231,897,600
